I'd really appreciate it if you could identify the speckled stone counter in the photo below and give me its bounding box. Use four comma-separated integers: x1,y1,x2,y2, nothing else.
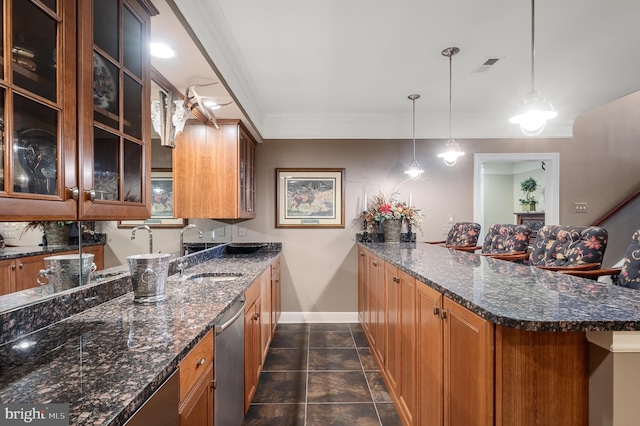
360,242,640,331
0,244,281,425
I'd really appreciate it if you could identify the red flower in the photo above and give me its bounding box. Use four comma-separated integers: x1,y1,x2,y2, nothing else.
378,204,392,215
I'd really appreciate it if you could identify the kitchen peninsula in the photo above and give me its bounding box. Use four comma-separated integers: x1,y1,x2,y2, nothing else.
0,243,281,425
358,241,640,426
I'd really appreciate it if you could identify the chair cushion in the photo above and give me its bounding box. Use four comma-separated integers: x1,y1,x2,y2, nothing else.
481,224,532,254
529,225,608,267
618,230,640,289
445,222,481,247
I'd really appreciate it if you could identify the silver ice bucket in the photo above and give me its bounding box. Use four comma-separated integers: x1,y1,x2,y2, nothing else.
38,253,97,292
127,253,170,303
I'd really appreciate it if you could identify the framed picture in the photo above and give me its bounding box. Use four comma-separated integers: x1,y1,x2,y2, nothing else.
118,169,186,229
276,168,345,228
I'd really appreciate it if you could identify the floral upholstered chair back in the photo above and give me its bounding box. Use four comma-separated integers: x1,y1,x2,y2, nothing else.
445,222,481,247
481,224,532,254
617,229,640,289
529,225,608,267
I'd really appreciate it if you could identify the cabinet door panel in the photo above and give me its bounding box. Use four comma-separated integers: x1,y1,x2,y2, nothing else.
398,270,416,425
15,254,49,292
443,298,494,426
0,260,16,296
384,264,400,391
179,362,213,426
417,281,443,426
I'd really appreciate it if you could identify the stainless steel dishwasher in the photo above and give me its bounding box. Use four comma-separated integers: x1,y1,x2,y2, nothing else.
214,297,246,426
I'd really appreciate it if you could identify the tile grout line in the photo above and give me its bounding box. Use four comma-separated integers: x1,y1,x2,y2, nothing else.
304,323,310,426
352,323,384,426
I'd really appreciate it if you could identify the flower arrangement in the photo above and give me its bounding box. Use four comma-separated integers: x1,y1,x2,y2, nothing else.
361,192,422,232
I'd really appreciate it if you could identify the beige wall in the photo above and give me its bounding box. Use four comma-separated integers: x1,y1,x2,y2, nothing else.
248,91,640,313
102,91,640,313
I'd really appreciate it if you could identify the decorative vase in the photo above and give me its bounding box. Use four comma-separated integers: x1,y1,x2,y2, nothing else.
43,222,72,246
381,219,402,242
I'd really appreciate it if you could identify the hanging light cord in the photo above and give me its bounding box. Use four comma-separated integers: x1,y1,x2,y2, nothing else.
412,97,417,159
530,0,536,92
448,51,453,140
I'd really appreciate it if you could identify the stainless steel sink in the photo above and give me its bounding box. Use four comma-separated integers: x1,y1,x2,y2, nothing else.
183,272,242,282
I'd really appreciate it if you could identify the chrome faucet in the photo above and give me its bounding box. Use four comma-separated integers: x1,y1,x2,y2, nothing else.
178,224,203,275
131,225,153,253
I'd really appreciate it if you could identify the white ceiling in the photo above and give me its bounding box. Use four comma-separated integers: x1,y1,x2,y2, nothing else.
154,0,640,141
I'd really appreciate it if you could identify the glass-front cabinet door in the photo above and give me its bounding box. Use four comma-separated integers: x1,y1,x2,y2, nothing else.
0,0,77,220
77,0,152,220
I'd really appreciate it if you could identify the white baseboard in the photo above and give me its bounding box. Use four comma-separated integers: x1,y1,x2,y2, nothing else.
278,312,358,323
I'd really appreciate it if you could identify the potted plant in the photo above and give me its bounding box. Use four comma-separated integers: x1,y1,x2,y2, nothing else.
23,221,74,246
361,192,422,241
519,177,538,212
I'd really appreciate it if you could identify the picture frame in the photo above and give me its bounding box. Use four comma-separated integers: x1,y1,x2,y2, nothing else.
118,169,186,229
276,168,345,228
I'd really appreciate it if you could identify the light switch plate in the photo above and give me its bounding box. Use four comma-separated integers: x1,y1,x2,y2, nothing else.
574,202,587,213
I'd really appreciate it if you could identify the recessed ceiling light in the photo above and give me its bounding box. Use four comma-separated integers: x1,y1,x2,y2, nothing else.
150,42,175,59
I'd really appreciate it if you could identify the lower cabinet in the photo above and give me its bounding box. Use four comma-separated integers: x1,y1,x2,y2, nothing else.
179,362,214,426
0,245,105,296
360,247,589,426
244,258,282,412
178,330,215,426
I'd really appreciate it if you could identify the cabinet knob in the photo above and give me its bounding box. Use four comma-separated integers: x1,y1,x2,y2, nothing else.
433,305,440,316
85,189,96,202
440,309,447,320
67,186,79,200
11,264,16,271
197,358,206,366
253,312,260,321
372,261,378,267
18,263,23,270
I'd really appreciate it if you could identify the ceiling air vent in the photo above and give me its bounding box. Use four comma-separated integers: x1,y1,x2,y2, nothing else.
474,57,502,73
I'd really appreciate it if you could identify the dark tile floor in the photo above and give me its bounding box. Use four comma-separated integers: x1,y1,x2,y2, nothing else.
242,323,403,426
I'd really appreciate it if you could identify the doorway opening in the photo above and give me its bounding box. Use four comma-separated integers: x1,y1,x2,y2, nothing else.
473,153,559,243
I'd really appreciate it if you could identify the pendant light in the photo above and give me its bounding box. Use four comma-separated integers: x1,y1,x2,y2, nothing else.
404,94,424,180
509,0,557,136
437,47,464,167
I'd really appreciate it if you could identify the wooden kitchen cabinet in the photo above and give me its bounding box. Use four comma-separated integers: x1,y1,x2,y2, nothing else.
442,297,494,426
270,255,281,334
77,0,154,220
0,247,105,296
383,264,416,426
173,120,258,220
244,278,262,412
259,268,272,361
0,0,78,219
1,0,156,221
178,330,214,426
367,252,385,363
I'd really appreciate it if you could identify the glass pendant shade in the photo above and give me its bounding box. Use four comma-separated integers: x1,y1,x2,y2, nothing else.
437,138,465,167
511,0,557,136
405,158,424,179
404,94,423,180
438,47,464,166
509,90,557,136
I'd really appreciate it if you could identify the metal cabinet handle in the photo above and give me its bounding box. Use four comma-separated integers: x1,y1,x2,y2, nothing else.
440,309,447,320
67,186,79,200
18,263,23,270
372,261,378,266
433,305,440,316
11,264,16,271
85,189,96,202
253,312,260,321
197,358,206,366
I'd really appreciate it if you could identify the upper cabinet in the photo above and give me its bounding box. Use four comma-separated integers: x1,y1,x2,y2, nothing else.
0,0,155,221
173,119,257,220
0,0,77,219
77,0,153,220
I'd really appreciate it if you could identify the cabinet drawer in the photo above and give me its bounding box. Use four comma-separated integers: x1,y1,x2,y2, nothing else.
179,330,214,404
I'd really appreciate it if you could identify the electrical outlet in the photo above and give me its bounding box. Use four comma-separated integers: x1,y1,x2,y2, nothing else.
217,226,225,237
442,225,452,235
574,202,587,213
238,226,246,237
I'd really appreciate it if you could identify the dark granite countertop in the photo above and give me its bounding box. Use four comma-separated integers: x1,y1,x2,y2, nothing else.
0,240,106,261
360,242,640,332
0,246,281,425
